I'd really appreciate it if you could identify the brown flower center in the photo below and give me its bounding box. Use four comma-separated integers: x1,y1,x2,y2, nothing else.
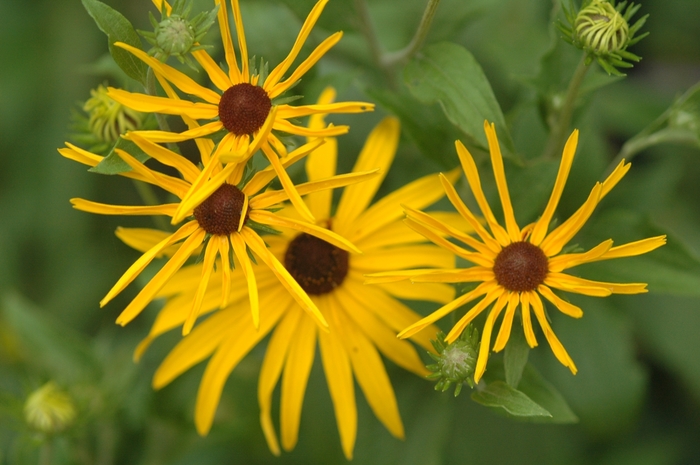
218,83,272,136
493,241,548,292
193,183,247,236
284,233,349,295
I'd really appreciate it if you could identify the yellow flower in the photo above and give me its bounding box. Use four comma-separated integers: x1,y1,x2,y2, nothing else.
367,121,666,384
59,127,376,335
108,0,373,223
135,92,466,459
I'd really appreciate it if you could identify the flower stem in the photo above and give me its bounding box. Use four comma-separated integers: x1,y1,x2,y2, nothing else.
605,128,698,176
39,441,53,465
382,0,442,68
543,54,590,160
354,0,442,86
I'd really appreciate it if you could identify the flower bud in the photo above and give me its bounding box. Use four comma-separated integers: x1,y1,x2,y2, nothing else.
426,328,479,396
24,382,76,434
155,16,196,57
83,84,143,144
575,0,629,55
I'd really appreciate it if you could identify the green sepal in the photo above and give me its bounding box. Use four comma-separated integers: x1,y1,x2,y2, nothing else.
246,219,282,236
90,138,150,174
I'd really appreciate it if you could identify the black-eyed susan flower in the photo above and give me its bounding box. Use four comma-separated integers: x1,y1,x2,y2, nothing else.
108,0,373,222
132,94,467,459
366,121,666,384
59,124,377,335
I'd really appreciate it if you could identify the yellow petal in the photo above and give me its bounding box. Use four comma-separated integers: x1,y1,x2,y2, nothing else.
375,280,455,305
473,291,509,383
276,101,373,119
439,173,501,253
230,0,249,82
230,232,260,328
537,285,583,318
250,169,379,211
114,42,221,103
351,245,454,271
115,227,183,257
540,183,603,257
593,236,667,262
484,121,520,242
530,293,577,374
248,210,360,254
520,292,538,348
59,143,102,167
404,218,494,268
269,32,344,98
241,227,328,329
113,148,190,198
273,118,349,138
261,142,315,223
217,236,232,308
125,121,223,143
101,221,199,307
547,239,613,273
194,293,288,435
128,132,201,184
317,298,356,460
152,308,240,389
398,281,495,340
173,162,237,224
600,159,631,199
530,130,579,245
445,286,503,345
280,315,317,452
493,292,520,352
258,307,302,456
192,49,232,91
335,284,428,376
265,0,329,89
454,140,510,246
546,273,647,295
107,88,218,119
115,227,206,326
215,0,241,83
333,117,400,236
336,307,405,440
350,169,461,244
182,240,219,336
408,267,494,284
70,199,178,217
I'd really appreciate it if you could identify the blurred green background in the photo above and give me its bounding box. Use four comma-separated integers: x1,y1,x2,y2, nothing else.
1,0,700,463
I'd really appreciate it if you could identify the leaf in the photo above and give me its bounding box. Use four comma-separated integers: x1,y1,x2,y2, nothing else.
1,292,99,383
504,325,529,388
471,380,551,418
82,0,148,85
578,209,700,296
90,138,151,174
403,42,515,157
367,86,461,169
538,297,647,436
517,364,579,424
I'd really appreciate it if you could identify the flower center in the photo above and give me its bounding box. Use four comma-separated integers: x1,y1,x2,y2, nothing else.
193,184,247,236
218,83,272,136
284,233,349,295
493,241,548,292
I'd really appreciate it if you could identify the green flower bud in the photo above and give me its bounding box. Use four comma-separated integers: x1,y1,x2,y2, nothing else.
24,382,76,434
426,328,479,396
83,84,143,144
575,1,629,54
155,16,196,56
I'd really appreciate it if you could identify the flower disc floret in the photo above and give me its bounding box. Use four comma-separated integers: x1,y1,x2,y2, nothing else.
193,183,247,235
493,241,548,292
218,83,272,136
284,232,349,295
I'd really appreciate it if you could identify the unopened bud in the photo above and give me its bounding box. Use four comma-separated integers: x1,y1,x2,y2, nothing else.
426,328,479,396
575,0,629,55
24,382,76,434
83,84,143,144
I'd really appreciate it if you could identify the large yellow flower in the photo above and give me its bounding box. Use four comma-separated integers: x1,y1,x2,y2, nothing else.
134,95,466,459
59,126,377,335
367,121,666,383
108,0,373,223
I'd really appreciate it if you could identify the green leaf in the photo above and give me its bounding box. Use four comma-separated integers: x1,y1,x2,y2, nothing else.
1,292,99,383
82,0,148,85
403,42,515,157
578,209,700,296
517,364,579,424
90,138,150,174
471,380,551,418
367,86,461,169
504,325,529,388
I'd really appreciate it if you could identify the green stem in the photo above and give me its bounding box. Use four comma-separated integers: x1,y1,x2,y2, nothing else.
605,128,699,176
382,0,442,68
39,441,52,465
543,54,590,160
354,0,396,87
